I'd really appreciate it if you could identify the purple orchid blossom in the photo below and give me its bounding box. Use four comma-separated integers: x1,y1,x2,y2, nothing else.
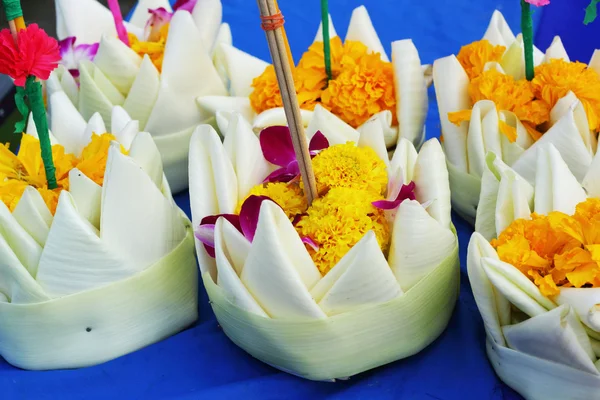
59,37,99,78
145,7,173,40
195,195,275,258
173,0,198,12
372,180,416,210
260,126,329,183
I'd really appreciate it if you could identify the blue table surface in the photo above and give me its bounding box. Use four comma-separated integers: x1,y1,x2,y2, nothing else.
1,0,599,398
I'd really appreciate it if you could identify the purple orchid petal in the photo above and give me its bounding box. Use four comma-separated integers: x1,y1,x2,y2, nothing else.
372,181,417,210
259,126,297,167
372,199,402,210
59,37,76,58
301,236,320,252
239,195,274,242
196,213,241,258
173,0,198,12
59,37,99,77
262,160,300,183
309,131,329,152
145,7,173,39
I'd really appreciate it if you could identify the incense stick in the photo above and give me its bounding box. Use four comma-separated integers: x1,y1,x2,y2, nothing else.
257,0,319,205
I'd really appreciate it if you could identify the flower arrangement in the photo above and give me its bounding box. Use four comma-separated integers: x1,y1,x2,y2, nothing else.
0,8,197,370
468,144,600,399
199,5,430,153
433,8,600,223
50,0,232,193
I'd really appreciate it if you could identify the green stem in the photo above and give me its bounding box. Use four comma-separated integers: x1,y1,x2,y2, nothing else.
520,0,534,81
321,0,332,82
25,77,57,189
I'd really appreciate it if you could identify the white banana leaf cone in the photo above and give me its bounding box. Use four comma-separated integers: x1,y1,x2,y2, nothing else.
188,112,459,380
200,5,430,151
52,0,233,193
433,9,599,224
0,94,197,370
467,147,600,399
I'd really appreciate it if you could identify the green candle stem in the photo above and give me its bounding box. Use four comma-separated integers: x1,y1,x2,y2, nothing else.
25,77,57,189
520,0,535,81
321,0,332,82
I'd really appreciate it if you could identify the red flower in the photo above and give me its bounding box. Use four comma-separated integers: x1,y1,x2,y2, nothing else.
0,24,60,87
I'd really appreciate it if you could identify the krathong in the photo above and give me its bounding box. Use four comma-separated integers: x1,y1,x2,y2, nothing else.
433,10,600,223
468,145,600,399
198,5,430,153
51,0,233,193
0,3,197,369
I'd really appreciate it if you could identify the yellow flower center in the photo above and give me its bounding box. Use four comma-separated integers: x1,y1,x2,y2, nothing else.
0,133,125,214
249,38,396,128
127,24,169,72
236,181,308,222
492,199,600,297
456,39,506,80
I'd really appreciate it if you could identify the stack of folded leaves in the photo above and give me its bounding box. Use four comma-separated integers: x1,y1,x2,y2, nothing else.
0,14,197,370
434,9,600,223
200,5,431,154
51,0,232,192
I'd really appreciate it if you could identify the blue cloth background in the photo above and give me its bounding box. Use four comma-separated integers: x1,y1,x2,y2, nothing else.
1,1,598,398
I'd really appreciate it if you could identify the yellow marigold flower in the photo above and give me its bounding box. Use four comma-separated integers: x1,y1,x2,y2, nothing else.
529,270,560,297
308,143,388,196
321,53,397,128
296,187,390,274
456,39,506,80
237,182,308,222
298,38,366,77
127,24,169,72
75,133,126,186
532,59,600,132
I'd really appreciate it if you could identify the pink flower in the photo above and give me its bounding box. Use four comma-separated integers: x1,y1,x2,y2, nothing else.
145,7,173,39
0,24,60,87
173,0,198,12
525,0,550,6
259,126,329,183
372,181,416,210
59,37,99,78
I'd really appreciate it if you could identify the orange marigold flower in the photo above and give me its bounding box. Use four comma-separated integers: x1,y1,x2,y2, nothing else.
456,39,506,80
532,59,600,132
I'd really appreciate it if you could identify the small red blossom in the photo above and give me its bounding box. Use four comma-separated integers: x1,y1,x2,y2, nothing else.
0,24,60,87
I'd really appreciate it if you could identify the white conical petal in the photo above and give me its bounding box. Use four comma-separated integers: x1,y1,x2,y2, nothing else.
483,10,516,47
583,149,600,198
188,125,238,278
590,50,600,74
80,112,107,155
512,109,593,184
115,120,140,151
220,217,251,276
467,232,508,346
495,170,534,236
101,146,186,272
476,153,513,240
481,257,556,317
93,65,125,106
503,305,597,374
253,107,313,133
129,0,172,28
467,100,501,178
78,61,115,128
50,91,87,155
314,231,401,316
0,201,42,278
412,139,451,228
111,106,133,136
223,113,270,200
498,111,532,166
69,168,102,230
55,0,116,44
123,55,160,131
392,39,427,147
36,191,134,298
12,187,53,247
432,55,470,171
197,96,255,131
93,35,142,95
550,93,594,154
543,36,570,63
46,67,64,106
555,288,600,333
501,34,526,80
306,104,359,145
390,137,418,183
534,144,586,215
313,13,338,42
345,6,388,61
59,67,79,106
0,232,49,304
389,200,456,291
191,0,222,50
145,11,227,135
358,111,398,149
241,201,325,319
211,23,232,55
128,131,164,188
357,115,391,174
213,43,269,97
214,218,267,317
